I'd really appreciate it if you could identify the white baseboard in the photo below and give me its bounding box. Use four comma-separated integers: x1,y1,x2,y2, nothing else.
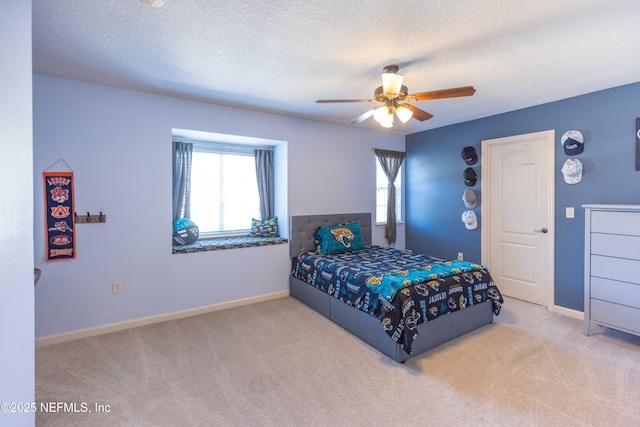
36,290,290,348
552,304,584,320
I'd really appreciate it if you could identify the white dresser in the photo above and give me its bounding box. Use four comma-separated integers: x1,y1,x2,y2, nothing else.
583,204,640,336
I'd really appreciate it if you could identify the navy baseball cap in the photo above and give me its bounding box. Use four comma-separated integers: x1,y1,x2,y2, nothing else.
463,167,477,186
461,146,477,165
561,130,584,155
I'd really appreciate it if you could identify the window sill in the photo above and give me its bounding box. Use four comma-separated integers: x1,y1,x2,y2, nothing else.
172,236,288,254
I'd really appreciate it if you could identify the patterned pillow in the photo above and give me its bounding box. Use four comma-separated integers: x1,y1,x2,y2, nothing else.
249,217,279,237
315,221,365,255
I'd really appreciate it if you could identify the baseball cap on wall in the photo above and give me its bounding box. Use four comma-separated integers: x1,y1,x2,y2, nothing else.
561,158,583,184
463,167,477,186
462,210,477,230
561,130,584,155
462,189,477,208
461,146,478,165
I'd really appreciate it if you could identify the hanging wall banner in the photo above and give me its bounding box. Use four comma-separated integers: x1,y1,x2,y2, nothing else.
44,171,76,261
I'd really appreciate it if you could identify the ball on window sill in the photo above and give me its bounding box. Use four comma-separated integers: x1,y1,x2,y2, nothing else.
173,218,199,245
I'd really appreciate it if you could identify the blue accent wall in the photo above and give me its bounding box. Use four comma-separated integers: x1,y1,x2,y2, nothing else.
405,82,640,311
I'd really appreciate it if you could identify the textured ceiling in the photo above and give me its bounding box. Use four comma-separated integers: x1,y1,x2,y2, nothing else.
33,0,640,135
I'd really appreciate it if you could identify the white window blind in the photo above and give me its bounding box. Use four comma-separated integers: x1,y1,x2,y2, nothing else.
189,142,262,236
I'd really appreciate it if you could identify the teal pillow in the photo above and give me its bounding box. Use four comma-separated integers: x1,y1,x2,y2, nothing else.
315,221,365,255
249,217,279,237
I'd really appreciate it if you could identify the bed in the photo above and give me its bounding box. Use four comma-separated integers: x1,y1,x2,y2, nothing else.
289,212,503,363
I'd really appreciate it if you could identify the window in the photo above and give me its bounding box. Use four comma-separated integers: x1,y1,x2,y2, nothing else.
376,161,402,224
190,143,261,237
172,129,287,251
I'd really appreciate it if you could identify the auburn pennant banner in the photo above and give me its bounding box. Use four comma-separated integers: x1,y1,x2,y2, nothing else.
44,171,76,261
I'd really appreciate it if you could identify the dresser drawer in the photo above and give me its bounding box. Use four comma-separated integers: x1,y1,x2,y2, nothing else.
591,210,640,236
590,299,640,334
591,255,640,285
591,233,640,261
591,277,640,309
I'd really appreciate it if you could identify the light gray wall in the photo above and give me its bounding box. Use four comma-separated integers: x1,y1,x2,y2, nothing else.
33,74,405,338
406,82,640,312
1,2,35,426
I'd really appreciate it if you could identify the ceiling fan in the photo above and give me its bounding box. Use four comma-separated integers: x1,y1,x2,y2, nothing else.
316,65,476,128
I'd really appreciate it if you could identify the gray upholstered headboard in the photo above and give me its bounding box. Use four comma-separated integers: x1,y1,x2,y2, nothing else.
289,212,372,258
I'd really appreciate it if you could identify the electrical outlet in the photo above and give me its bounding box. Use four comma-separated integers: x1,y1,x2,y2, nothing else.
112,281,122,294
566,207,575,218
457,252,464,261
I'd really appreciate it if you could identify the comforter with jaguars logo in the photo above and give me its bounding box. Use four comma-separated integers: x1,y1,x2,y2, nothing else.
292,245,503,355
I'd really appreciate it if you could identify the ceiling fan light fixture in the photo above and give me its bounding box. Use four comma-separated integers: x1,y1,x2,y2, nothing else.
382,72,403,98
379,107,395,128
140,0,165,7
379,117,394,128
316,65,475,128
373,105,390,123
395,105,413,123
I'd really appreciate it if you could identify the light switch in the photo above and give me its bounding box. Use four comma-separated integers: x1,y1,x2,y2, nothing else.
566,207,575,218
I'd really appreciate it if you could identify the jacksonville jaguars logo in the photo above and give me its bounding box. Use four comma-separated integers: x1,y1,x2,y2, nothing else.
406,310,421,330
330,227,355,248
426,280,440,291
414,284,429,296
366,275,383,286
381,317,393,331
462,273,474,284
459,295,467,309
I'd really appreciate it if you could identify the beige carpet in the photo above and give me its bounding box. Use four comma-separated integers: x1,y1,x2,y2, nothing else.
36,296,640,426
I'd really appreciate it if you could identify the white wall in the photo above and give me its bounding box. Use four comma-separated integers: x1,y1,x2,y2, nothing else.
33,74,405,339
1,2,35,426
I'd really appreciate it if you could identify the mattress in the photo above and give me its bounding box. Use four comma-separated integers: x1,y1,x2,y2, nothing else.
292,245,503,354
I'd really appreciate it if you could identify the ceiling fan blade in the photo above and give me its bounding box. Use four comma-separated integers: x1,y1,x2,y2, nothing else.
402,104,434,121
405,86,476,102
349,109,374,124
316,99,374,103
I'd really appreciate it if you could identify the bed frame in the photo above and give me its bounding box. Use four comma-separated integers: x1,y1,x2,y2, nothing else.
289,212,494,363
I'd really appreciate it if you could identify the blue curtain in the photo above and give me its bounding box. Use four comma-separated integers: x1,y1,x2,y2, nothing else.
172,141,193,221
255,149,274,220
374,148,405,245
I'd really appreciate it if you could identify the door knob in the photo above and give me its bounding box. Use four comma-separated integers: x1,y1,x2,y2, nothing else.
535,227,548,233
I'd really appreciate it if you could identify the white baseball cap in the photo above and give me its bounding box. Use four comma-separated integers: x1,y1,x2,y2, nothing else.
561,158,583,184
462,210,477,230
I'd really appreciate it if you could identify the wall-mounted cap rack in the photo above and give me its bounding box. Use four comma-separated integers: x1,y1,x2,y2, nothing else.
75,212,107,224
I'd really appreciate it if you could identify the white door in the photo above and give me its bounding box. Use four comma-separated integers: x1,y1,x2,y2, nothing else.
481,130,555,308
